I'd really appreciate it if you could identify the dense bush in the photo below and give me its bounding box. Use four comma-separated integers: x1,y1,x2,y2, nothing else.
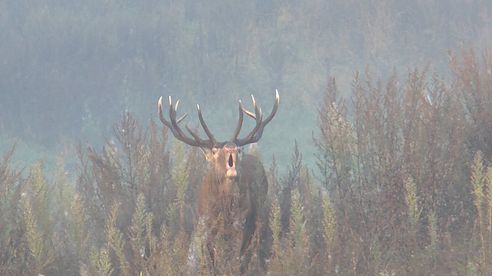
2,51,492,275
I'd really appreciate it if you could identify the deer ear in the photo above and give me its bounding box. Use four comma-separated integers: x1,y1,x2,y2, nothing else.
199,148,208,160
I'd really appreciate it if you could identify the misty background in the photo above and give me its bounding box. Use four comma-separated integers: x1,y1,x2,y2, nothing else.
1,0,491,169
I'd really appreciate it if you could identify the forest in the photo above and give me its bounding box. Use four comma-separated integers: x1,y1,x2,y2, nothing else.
1,1,492,275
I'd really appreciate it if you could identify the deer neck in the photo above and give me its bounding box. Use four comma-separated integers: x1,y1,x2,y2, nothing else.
210,168,239,196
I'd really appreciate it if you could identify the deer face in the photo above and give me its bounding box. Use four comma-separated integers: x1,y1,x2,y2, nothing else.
206,143,240,179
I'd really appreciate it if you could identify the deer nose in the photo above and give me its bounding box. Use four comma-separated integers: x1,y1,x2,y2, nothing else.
228,154,234,168
226,168,237,178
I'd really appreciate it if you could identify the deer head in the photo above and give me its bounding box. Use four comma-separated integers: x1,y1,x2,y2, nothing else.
157,90,279,181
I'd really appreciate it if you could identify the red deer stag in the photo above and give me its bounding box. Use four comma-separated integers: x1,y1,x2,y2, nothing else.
157,91,279,274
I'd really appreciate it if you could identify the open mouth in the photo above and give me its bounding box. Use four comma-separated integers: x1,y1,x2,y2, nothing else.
228,154,234,168
226,153,237,178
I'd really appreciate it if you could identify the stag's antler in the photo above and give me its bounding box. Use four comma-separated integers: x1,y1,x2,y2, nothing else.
158,96,216,148
233,90,279,146
158,90,279,148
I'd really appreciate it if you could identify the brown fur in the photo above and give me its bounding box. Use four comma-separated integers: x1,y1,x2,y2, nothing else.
197,149,269,275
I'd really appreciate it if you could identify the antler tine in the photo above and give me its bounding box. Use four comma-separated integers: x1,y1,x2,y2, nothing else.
168,96,179,129
170,98,188,128
174,99,189,123
159,96,191,137
196,104,216,145
177,113,188,124
235,96,263,145
251,94,261,119
249,90,279,141
169,96,202,146
231,100,244,141
250,90,279,141
158,96,210,147
241,94,259,119
234,90,279,147
185,124,210,145
241,107,256,119
158,96,172,128
263,89,280,125
244,106,263,141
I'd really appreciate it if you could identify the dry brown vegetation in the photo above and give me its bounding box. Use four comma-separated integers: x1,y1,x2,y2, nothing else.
2,51,492,275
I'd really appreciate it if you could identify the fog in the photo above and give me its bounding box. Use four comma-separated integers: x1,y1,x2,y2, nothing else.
1,1,490,168
1,1,492,275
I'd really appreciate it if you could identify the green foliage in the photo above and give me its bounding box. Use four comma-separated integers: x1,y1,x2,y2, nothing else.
22,194,55,274
86,247,114,276
428,211,438,252
404,176,419,229
472,151,485,222
22,162,56,275
168,142,189,234
172,143,188,209
68,194,87,260
311,52,492,274
286,189,310,274
322,192,335,250
129,193,150,273
105,202,130,276
0,145,25,275
268,198,283,274
471,151,487,269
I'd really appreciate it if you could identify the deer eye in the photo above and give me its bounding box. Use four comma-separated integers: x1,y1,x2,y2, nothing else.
228,154,234,167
